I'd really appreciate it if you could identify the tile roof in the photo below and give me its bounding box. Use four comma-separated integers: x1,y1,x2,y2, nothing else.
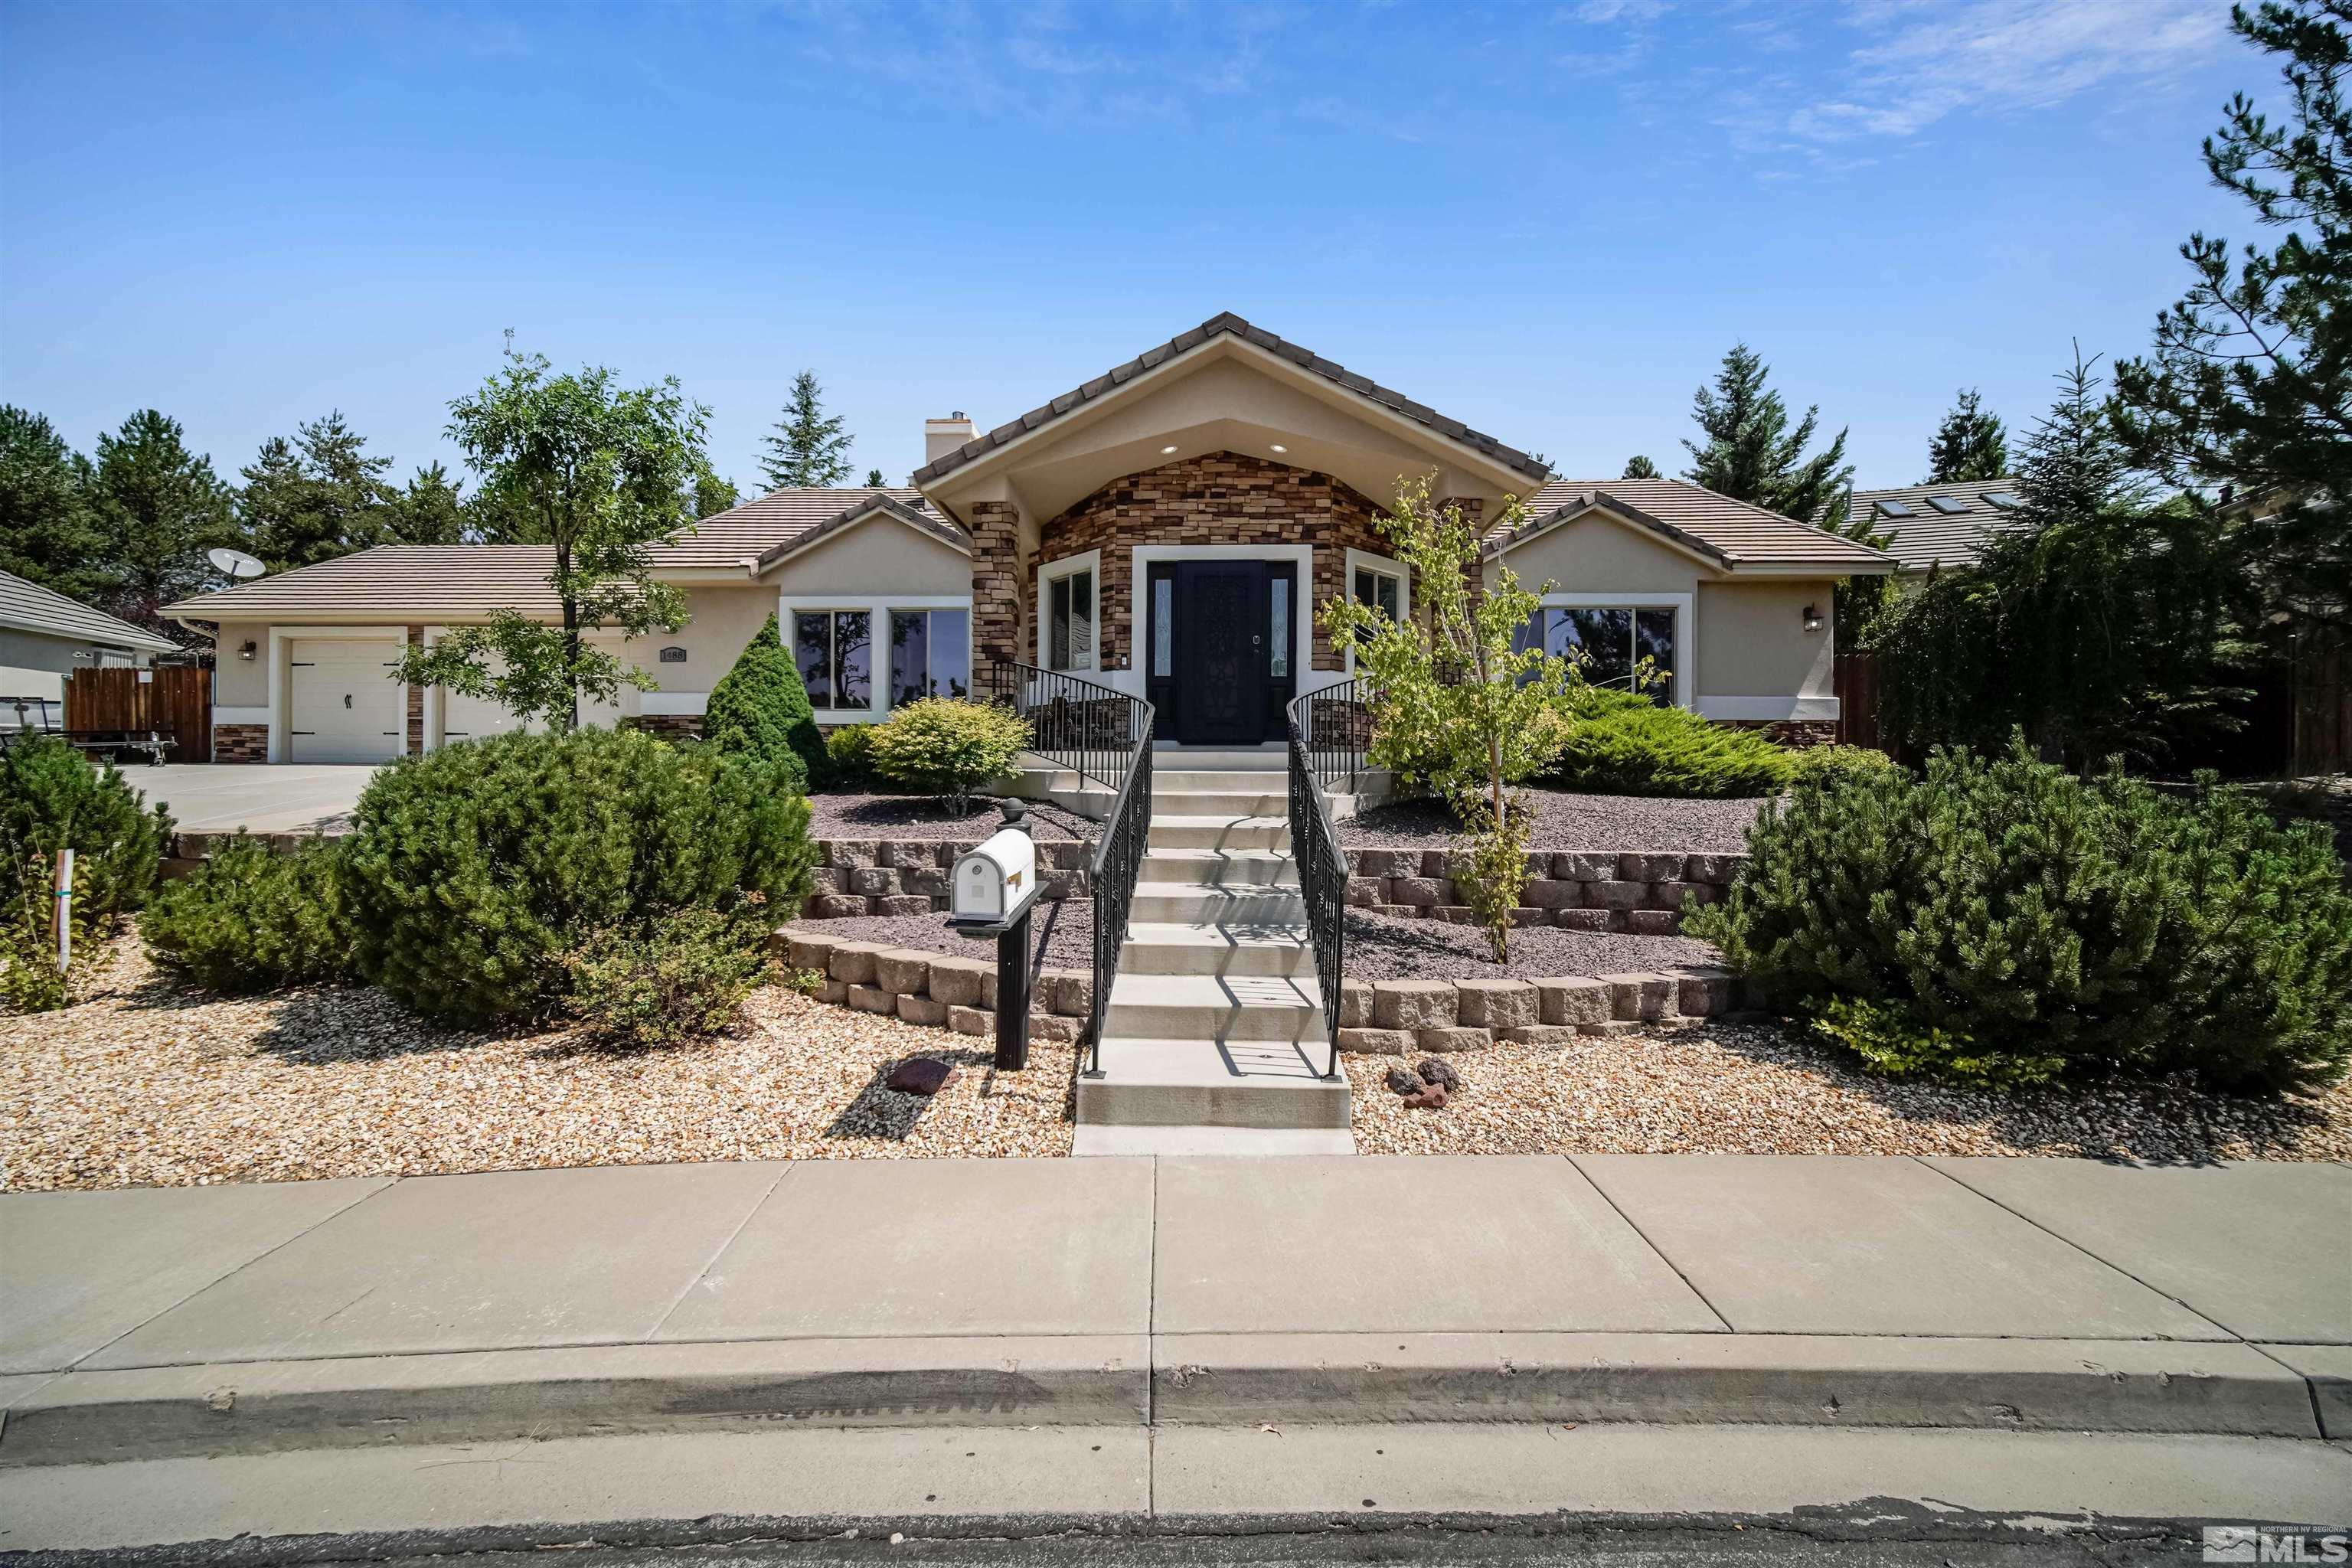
0,570,182,653
657,486,941,568
1501,479,1893,571
752,492,970,570
910,312,1553,487
1843,481,2023,572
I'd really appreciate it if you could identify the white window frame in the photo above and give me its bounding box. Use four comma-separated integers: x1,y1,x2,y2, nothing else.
1534,592,1696,712
781,593,972,723
1342,547,1410,673
886,604,975,707
1037,549,1102,675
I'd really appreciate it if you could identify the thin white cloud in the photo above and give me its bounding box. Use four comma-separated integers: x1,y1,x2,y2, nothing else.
1574,0,1671,21
1792,0,2229,142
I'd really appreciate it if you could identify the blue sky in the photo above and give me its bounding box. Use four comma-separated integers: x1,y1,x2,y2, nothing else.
2,0,2259,497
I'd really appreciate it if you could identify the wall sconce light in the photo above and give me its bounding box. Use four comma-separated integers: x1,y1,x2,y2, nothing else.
1802,605,1822,632
237,640,258,661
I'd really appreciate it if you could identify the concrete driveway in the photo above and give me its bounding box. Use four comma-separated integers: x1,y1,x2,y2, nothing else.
125,763,379,838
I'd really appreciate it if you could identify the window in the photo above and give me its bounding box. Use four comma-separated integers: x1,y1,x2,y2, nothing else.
1875,499,1916,518
1515,606,1677,699
1270,576,1290,678
1353,565,1403,622
1981,490,2023,509
1152,577,1172,678
1927,495,1971,514
794,609,871,709
890,609,969,707
1045,564,1095,671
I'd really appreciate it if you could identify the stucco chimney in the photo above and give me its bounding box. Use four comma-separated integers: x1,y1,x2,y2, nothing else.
925,412,978,465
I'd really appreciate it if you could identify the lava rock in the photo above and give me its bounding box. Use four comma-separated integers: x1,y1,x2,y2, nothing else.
885,1057,959,1096
1415,1057,1463,1094
1384,1066,1423,1096
1401,1083,1449,1110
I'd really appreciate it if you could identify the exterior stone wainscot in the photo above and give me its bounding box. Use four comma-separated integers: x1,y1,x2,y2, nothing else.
626,714,704,741
213,724,269,763
1341,848,1746,936
797,837,1092,920
773,926,1096,1044
1334,966,1743,1055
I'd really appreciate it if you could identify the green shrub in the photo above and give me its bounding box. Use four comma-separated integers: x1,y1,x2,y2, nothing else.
143,836,352,995
823,722,878,793
564,910,774,1047
1543,688,1794,799
341,727,815,1024
703,612,822,793
0,737,171,1011
865,698,1029,814
1687,740,2352,1094
1785,744,1902,790
1807,996,2064,1090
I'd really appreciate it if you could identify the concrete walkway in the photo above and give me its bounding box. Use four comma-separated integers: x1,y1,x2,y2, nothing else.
2,1155,2346,1474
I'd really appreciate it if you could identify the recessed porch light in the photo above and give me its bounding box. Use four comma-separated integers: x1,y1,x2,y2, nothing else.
1161,445,1178,455
1269,443,1288,453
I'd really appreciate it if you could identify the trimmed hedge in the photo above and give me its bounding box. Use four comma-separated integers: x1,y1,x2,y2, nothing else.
1543,688,1793,799
341,727,815,1024
866,697,1029,814
1687,740,2352,1094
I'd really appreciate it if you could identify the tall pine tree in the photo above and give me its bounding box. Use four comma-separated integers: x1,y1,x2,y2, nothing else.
238,411,399,569
1619,454,1660,479
1681,343,1853,524
388,462,470,545
0,407,110,603
1923,388,2008,482
757,370,853,488
87,410,237,635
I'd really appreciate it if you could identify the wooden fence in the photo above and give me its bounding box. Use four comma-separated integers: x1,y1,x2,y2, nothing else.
1834,652,1884,752
63,666,212,760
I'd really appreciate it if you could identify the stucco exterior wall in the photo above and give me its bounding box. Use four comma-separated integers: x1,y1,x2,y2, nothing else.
658,586,777,692
766,519,972,599
211,621,271,707
1694,580,1838,702
1487,513,1705,597
0,627,158,678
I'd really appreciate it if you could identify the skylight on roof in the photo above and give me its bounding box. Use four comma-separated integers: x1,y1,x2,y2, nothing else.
1982,490,2022,509
1875,499,1916,518
1928,495,1971,514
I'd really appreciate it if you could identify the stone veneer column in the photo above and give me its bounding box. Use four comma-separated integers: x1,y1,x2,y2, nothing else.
405,626,426,753
968,500,1024,671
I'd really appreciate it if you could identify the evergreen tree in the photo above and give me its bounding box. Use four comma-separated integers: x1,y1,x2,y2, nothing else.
388,462,469,545
1821,485,1896,645
757,370,852,488
87,410,237,634
238,411,398,569
865,467,887,488
0,407,109,602
702,612,823,792
1681,343,1854,524
2112,0,2352,632
694,466,740,519
1620,454,1660,479
1922,388,2008,482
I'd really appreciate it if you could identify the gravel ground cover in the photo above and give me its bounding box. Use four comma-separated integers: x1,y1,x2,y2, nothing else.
1340,790,1762,853
0,936,1076,1192
804,794,1090,842
809,903,1717,981
1348,1021,2352,1161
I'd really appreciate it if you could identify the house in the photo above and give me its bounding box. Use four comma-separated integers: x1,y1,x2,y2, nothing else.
0,570,183,727
1842,481,2025,577
165,313,1893,763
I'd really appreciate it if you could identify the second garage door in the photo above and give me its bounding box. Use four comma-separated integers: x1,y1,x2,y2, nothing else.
288,640,406,764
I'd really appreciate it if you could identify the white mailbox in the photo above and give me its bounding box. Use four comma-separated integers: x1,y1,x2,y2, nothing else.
949,828,1037,926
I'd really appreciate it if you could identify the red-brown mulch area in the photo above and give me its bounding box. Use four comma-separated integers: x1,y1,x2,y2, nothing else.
804,794,1090,842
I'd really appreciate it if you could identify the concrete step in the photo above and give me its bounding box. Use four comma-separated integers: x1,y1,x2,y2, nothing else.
1102,972,1324,1043
1140,848,1298,888
1147,815,1292,851
1076,1037,1351,1129
1148,744,1287,766
1152,790,1289,816
1070,1123,1356,1155
1129,882,1307,924
1119,921,1314,977
1152,769,1297,792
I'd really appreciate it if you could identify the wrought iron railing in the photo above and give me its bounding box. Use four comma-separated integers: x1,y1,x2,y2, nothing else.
1293,676,1374,796
982,662,1148,796
1084,723,1152,1075
1286,689,1351,1082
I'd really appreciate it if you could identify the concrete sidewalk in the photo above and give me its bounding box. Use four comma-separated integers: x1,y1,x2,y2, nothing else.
2,1155,2346,1470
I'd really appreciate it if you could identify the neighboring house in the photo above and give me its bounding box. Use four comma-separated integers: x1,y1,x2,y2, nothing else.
1842,481,2026,577
0,570,183,727
165,312,1893,763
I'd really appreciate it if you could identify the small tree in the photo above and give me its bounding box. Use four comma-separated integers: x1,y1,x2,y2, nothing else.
864,467,887,488
866,697,1031,815
1922,388,2009,483
757,369,853,489
1324,475,1581,962
398,340,710,732
704,612,824,792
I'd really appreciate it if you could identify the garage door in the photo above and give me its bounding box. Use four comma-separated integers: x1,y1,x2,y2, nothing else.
288,641,405,764
435,641,633,744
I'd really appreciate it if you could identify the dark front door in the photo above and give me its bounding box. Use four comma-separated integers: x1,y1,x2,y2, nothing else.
1173,560,1271,745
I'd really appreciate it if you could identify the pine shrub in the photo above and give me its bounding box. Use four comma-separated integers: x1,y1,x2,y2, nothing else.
1785,743,1902,789
143,836,352,994
1543,688,1793,799
0,737,170,1011
341,727,815,1024
1687,740,2352,1094
865,698,1029,815
703,612,822,793
564,909,774,1047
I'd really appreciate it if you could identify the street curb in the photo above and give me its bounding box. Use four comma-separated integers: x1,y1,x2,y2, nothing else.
1149,1332,2324,1438
0,1331,2324,1468
0,1334,1150,1468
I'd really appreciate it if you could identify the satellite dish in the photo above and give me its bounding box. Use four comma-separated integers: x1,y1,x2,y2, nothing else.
207,547,266,580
